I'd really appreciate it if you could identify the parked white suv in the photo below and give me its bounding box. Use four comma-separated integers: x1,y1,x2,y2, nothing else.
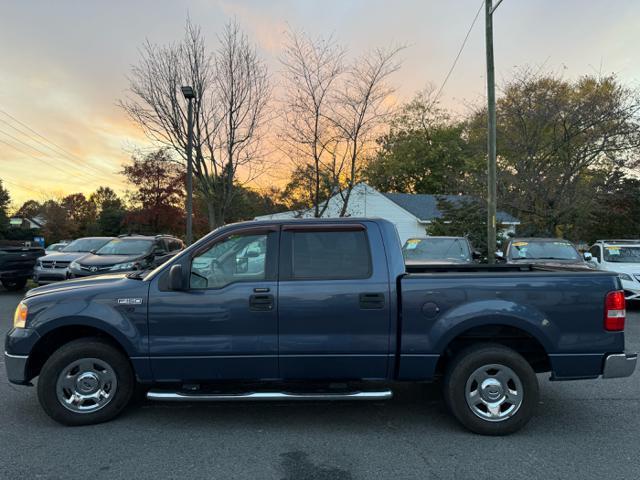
586,240,640,300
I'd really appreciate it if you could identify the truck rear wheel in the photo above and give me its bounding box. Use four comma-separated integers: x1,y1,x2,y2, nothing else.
2,278,27,291
37,338,134,426
443,343,539,435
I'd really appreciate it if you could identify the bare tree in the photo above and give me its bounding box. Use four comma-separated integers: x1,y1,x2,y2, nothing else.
279,31,345,217
331,47,403,216
279,31,401,217
120,19,270,228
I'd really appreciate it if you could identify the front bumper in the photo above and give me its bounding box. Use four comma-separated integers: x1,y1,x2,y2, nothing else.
603,352,637,378
33,267,68,284
4,351,30,385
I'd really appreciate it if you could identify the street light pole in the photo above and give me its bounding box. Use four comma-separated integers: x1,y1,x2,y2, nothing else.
181,86,195,246
485,0,500,264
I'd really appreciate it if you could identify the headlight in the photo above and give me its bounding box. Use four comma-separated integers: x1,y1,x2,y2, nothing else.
618,273,633,282
70,261,80,270
110,262,135,271
13,303,28,329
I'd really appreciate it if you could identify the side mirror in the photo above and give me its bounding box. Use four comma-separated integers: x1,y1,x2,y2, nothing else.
90,249,97,254
472,250,482,260
583,252,593,261
495,251,504,259
169,264,184,290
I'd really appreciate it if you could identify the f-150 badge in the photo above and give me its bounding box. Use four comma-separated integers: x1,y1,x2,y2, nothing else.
117,298,143,305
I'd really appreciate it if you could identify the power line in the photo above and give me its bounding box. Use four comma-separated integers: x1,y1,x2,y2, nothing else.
0,137,100,185
434,0,485,101
0,176,48,196
0,116,119,181
0,109,128,184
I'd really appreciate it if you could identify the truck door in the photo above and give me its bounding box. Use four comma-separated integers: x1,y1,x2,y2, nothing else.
147,227,279,382
277,223,391,380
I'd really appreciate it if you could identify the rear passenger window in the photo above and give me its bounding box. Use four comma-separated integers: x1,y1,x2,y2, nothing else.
291,230,371,280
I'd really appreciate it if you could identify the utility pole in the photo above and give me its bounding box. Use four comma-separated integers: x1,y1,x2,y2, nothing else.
485,0,502,264
181,86,195,245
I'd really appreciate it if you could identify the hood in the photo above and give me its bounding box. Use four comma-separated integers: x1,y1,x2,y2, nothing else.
76,253,146,266
606,263,640,276
25,273,131,298
39,251,91,262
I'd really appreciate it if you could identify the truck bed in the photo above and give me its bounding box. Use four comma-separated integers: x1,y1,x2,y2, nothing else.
397,267,622,381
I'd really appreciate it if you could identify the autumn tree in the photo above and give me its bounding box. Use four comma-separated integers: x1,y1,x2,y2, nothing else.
122,149,185,235
121,19,270,228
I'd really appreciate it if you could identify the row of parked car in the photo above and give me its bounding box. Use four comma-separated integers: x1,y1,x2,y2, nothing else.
0,234,184,290
401,236,640,300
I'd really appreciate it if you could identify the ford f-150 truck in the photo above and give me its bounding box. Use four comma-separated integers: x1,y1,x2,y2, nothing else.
4,219,637,435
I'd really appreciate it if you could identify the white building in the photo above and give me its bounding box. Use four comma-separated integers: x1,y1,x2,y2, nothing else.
256,183,520,244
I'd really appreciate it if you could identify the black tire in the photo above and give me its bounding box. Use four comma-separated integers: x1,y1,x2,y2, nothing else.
2,278,27,291
37,338,134,426
443,343,539,436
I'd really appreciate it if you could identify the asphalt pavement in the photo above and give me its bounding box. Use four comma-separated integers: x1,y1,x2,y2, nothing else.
1,286,639,480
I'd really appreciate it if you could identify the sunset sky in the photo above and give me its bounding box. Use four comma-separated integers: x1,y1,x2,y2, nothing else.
1,0,639,207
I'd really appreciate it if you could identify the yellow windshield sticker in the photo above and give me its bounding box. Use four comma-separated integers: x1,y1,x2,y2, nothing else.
405,239,420,250
512,241,528,247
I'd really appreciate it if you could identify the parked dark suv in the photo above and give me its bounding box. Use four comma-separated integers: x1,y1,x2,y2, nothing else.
68,234,184,278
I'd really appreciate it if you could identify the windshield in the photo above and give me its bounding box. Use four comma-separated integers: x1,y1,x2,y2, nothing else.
509,240,580,260
96,239,153,256
402,238,471,262
603,246,640,263
62,238,110,253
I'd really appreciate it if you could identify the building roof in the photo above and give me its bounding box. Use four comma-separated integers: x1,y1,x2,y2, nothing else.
382,193,520,224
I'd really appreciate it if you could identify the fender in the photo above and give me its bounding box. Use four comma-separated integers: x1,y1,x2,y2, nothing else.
431,299,556,354
27,298,148,357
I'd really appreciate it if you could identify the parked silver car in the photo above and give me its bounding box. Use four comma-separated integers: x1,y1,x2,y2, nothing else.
33,237,114,285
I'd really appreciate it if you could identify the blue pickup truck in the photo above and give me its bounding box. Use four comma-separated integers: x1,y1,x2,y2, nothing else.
4,219,637,435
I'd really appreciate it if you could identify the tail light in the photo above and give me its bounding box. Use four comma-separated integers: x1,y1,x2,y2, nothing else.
604,291,625,331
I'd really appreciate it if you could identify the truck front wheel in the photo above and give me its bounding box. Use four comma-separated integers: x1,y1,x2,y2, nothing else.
37,338,134,426
443,344,539,435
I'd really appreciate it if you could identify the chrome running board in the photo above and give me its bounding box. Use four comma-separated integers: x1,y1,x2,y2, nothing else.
146,390,393,402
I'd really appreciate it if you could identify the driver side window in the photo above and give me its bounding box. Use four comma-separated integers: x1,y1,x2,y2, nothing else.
190,234,267,289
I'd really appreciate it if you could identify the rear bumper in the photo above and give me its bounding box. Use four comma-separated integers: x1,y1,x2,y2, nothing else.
602,352,637,378
4,351,30,385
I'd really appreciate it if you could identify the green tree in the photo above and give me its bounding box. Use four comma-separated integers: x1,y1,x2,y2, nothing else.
61,193,98,237
14,199,42,219
40,200,74,243
427,197,506,257
0,180,10,238
90,187,126,236
364,90,482,195
573,172,640,242
466,70,640,237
